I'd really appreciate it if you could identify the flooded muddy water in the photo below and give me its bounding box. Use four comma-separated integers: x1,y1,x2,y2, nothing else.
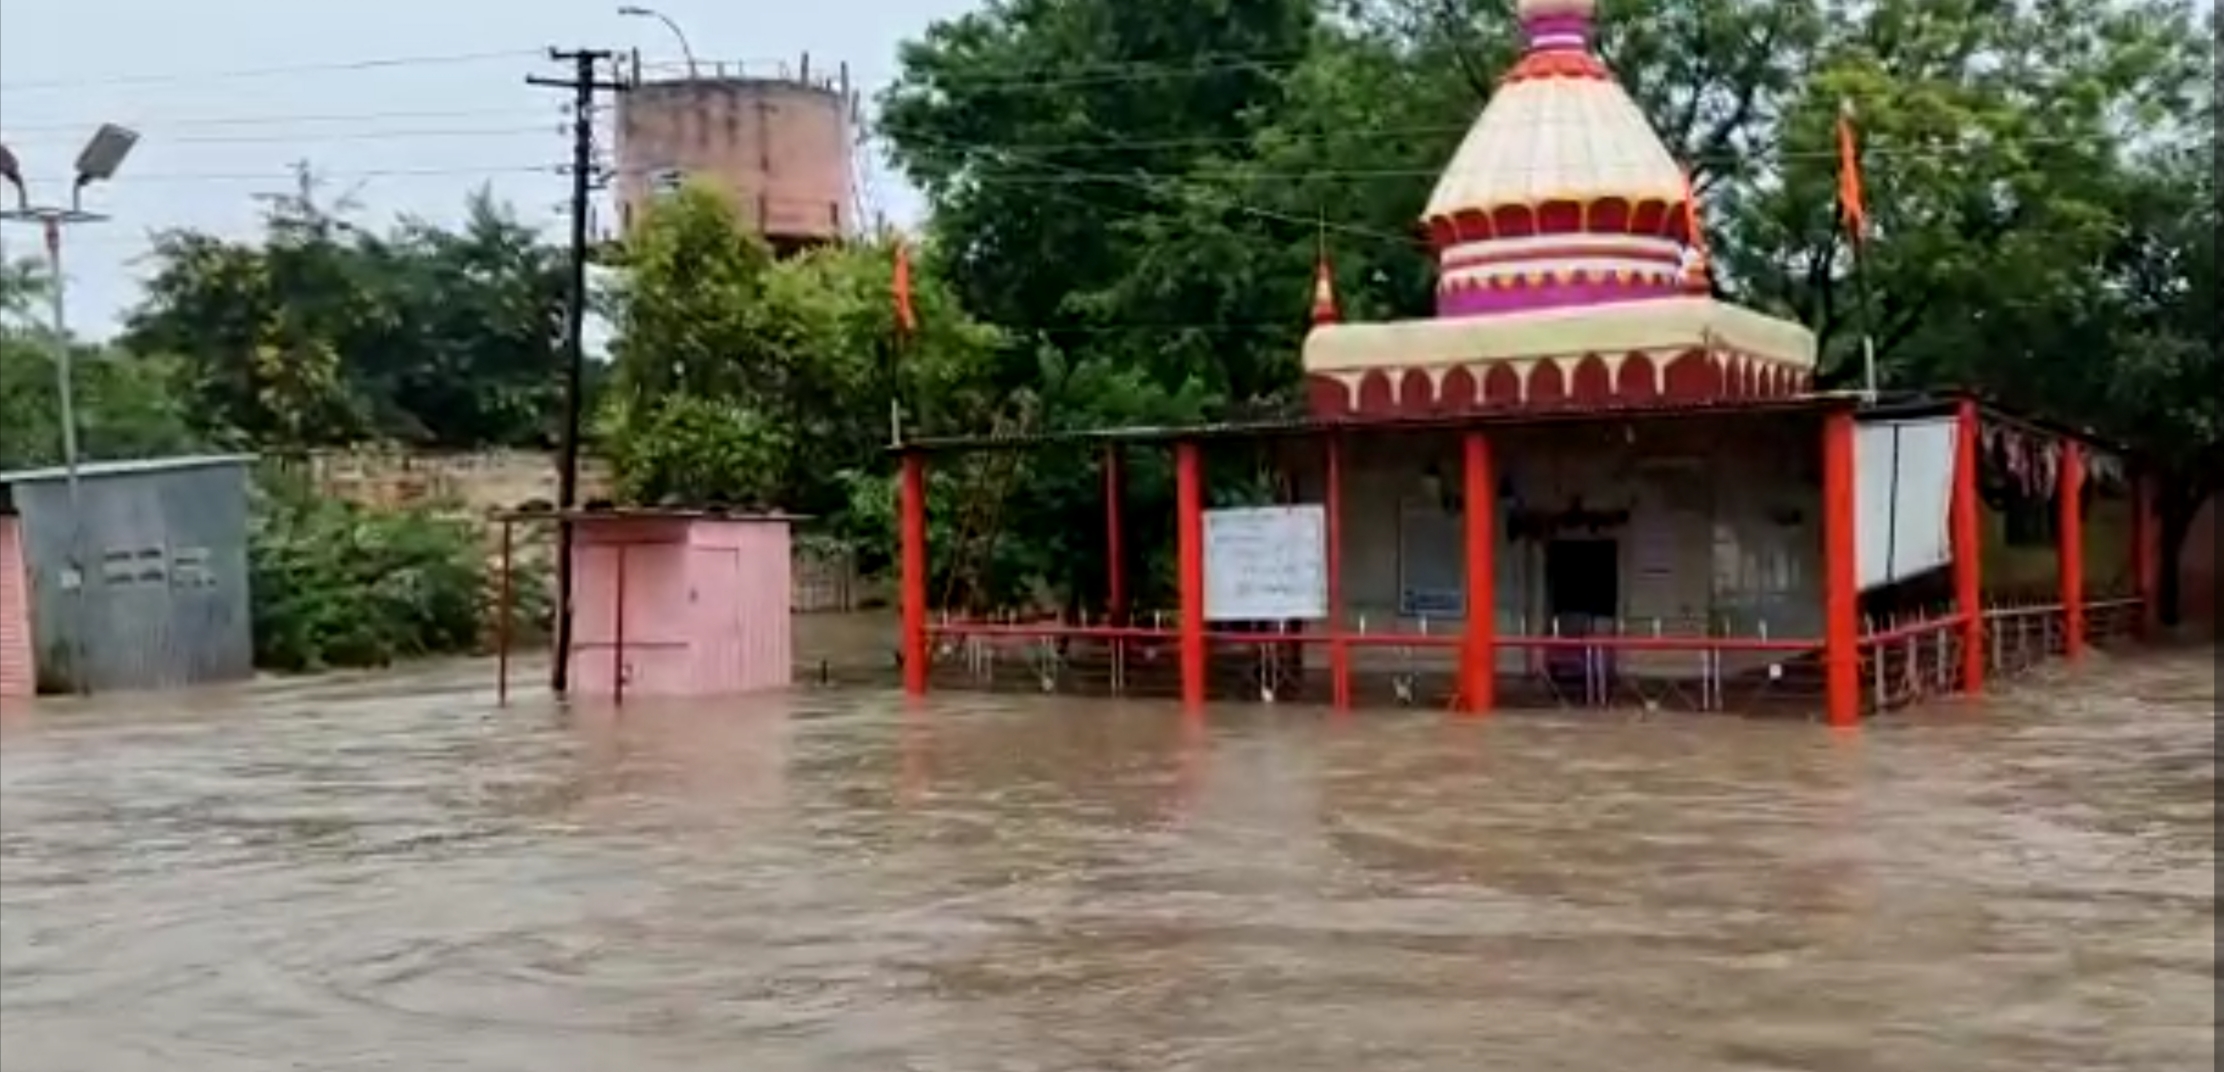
0,640,2212,1070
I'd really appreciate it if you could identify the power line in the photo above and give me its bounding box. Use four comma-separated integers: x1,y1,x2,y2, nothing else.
0,127,2114,186
0,106,559,135
0,49,541,92
635,48,1313,88
1,44,1311,103
4,125,565,148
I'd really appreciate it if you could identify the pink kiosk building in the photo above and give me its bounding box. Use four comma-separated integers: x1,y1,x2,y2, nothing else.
889,0,2157,724
494,508,799,704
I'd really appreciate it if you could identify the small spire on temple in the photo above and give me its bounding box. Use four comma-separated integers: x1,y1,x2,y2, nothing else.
1310,252,1340,326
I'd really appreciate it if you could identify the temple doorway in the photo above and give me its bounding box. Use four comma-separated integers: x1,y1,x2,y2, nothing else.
1544,538,1620,696
1544,539,1620,629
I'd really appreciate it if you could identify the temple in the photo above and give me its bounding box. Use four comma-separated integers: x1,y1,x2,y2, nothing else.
884,0,2158,724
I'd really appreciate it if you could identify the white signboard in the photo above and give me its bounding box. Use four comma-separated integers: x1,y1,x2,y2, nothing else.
648,167,685,195
1854,417,1958,591
1203,505,1327,621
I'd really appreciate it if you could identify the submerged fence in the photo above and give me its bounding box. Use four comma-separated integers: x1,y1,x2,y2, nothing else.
912,594,2147,720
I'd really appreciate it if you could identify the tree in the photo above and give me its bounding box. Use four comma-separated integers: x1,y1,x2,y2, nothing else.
123,166,566,451
0,257,200,470
601,183,1007,541
878,0,1320,408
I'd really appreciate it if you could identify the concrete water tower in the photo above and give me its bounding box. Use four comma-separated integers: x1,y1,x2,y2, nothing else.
613,53,857,255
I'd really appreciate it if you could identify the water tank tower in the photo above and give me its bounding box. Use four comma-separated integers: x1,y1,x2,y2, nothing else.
614,55,857,254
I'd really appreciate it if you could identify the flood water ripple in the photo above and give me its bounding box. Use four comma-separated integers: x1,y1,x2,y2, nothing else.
1,648,2213,1070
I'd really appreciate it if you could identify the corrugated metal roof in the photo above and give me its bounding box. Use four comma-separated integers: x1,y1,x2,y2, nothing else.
0,453,257,487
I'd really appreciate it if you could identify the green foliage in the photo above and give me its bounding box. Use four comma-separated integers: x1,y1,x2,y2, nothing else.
124,166,568,451
246,471,514,672
601,393,791,508
0,257,202,470
601,183,1004,518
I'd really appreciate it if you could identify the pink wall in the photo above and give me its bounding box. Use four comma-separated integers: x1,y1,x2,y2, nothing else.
570,516,795,700
0,517,33,699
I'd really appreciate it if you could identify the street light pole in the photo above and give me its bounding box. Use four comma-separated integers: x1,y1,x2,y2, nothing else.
617,5,699,77
0,125,137,696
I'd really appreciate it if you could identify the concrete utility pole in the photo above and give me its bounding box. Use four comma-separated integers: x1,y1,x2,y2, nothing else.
527,49,626,697
0,126,138,696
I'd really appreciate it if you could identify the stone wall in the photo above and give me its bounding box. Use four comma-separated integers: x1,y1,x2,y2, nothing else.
286,448,877,613
283,449,615,514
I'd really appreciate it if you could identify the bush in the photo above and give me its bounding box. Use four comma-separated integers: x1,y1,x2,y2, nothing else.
599,393,791,508
247,472,498,672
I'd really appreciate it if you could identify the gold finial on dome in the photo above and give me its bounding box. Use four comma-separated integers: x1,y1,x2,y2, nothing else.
1515,0,1596,20
1515,0,1597,51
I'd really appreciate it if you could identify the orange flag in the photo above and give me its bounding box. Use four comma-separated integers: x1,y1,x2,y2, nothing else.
891,238,918,336
1679,166,1708,255
1308,218,1340,326
1835,100,1867,244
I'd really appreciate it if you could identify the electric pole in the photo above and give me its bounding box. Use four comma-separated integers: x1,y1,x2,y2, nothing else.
528,48,625,696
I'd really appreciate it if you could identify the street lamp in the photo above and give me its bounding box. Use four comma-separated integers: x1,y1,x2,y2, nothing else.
617,5,699,77
0,123,137,696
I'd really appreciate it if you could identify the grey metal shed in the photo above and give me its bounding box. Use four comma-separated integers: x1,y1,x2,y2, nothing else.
0,454,256,693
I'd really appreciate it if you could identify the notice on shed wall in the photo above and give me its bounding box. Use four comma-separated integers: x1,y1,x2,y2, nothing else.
1203,505,1328,621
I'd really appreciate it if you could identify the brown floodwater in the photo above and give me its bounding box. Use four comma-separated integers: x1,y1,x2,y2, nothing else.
0,635,2213,1070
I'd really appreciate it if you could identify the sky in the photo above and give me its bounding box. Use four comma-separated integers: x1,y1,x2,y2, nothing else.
0,0,977,339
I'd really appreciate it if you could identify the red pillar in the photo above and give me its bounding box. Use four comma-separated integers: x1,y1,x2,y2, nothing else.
1951,399,1985,693
899,452,930,695
1821,410,1860,727
1325,434,1350,710
1175,440,1207,711
2058,441,2085,659
1460,430,1496,715
2133,469,2159,638
1103,445,1127,623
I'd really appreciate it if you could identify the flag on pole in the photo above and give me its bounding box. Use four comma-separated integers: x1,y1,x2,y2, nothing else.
1835,100,1867,244
1835,99,1879,396
892,237,918,336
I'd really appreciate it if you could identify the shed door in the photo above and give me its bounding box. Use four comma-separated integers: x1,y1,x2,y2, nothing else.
89,539,178,691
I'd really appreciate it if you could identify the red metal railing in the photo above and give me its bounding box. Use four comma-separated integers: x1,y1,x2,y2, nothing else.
917,594,2144,718
1982,600,2068,677
1860,613,1966,713
922,612,1831,715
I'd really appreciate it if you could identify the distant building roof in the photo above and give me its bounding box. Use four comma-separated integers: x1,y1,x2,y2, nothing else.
0,453,257,487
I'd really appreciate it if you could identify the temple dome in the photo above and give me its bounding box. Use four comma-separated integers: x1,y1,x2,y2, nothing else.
1421,76,1686,222
1421,0,1695,317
